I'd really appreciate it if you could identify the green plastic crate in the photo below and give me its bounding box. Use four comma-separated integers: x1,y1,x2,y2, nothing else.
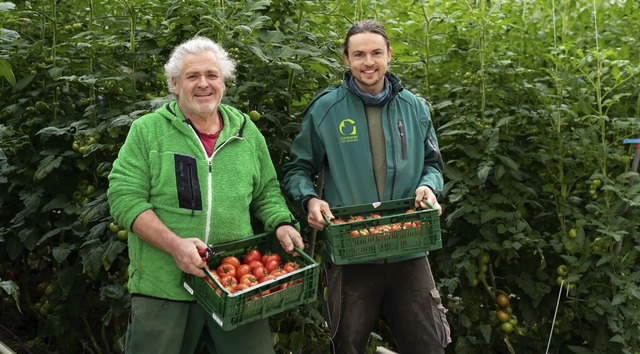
321,198,442,264
182,233,319,331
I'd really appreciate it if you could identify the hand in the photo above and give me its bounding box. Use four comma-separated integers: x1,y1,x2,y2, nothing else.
170,237,208,277
415,186,442,216
275,225,305,256
307,197,334,231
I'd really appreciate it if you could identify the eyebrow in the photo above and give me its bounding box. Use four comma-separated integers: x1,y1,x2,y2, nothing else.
352,48,384,54
185,69,221,76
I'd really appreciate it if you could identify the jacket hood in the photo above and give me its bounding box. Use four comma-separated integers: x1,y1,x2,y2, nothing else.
302,71,404,116
342,71,404,95
156,101,248,141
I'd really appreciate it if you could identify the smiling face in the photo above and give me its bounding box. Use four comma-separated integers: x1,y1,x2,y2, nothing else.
171,52,225,121
343,32,392,95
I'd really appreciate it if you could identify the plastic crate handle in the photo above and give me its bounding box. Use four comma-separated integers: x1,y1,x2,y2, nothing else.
321,198,437,225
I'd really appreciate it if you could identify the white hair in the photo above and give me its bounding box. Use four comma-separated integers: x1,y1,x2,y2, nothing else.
163,36,236,92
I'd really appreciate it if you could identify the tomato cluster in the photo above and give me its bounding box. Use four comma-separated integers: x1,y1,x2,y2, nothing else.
495,292,518,334
332,209,422,237
202,249,301,298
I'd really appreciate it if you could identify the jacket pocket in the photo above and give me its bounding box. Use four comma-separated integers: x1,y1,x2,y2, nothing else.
430,288,452,347
174,154,203,211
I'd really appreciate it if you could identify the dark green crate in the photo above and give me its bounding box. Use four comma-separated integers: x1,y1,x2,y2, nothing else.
321,198,442,264
182,233,319,331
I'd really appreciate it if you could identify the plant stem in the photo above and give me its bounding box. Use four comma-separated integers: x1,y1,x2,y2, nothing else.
286,3,306,117
50,0,58,121
478,0,487,117
421,4,430,95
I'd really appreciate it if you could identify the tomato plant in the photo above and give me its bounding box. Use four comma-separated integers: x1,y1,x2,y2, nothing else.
1,0,639,353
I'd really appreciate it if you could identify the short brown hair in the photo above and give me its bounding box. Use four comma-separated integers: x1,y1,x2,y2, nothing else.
342,19,390,56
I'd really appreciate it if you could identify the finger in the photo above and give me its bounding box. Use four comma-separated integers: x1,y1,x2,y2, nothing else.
279,234,295,253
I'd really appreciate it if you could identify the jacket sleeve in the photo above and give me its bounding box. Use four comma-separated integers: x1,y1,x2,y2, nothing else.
107,120,155,231
246,122,299,232
418,102,444,197
282,106,327,210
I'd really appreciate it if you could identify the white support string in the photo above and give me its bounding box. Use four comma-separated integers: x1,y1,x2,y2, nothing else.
546,279,570,354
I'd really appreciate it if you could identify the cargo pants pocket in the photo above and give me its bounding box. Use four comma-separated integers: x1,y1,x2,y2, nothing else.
430,288,452,347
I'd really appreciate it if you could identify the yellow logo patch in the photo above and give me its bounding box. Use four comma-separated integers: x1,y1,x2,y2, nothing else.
338,119,358,143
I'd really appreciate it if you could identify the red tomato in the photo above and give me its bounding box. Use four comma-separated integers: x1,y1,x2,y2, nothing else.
221,256,241,269
332,218,346,224
379,224,391,232
243,249,262,264
220,275,238,289
239,274,259,287
282,261,300,273
252,266,268,280
248,260,264,269
262,252,282,265
350,230,360,237
265,259,280,272
369,213,381,218
259,274,276,283
279,280,295,290
216,263,237,279
236,264,252,279
347,215,365,222
270,269,286,277
412,221,422,228
235,283,249,291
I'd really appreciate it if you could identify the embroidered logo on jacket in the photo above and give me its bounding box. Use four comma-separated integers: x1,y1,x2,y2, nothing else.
338,118,358,143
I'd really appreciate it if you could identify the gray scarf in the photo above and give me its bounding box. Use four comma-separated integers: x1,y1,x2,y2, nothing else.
347,75,392,107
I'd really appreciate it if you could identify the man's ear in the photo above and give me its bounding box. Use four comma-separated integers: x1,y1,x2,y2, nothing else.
170,77,178,95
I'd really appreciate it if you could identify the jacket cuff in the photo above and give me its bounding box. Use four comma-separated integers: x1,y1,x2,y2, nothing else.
301,195,317,214
275,219,299,231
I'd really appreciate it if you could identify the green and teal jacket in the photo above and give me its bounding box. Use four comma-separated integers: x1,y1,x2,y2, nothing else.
283,72,443,263
108,101,296,300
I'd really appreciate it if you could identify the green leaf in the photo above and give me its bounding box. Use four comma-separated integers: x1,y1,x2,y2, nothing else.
35,155,62,180
101,240,126,271
479,324,492,343
247,45,269,62
0,57,15,86
610,293,625,306
595,253,613,267
0,280,21,313
52,243,77,264
609,334,624,344
567,345,593,354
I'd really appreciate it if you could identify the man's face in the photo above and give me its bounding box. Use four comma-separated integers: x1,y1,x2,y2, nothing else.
171,52,225,120
343,32,392,95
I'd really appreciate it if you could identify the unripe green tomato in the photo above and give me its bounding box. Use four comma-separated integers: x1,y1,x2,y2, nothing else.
500,321,514,334
556,264,569,276
116,229,129,241
479,252,490,265
108,222,120,233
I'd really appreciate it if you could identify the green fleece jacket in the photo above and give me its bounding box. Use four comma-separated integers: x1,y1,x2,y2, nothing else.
108,101,296,301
